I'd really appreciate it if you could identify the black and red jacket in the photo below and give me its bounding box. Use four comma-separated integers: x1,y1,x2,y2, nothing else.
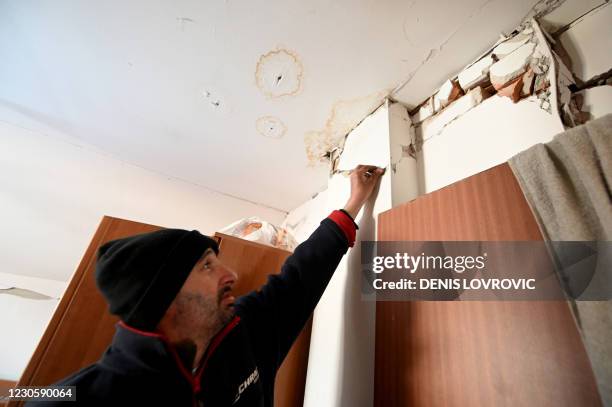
30,211,357,406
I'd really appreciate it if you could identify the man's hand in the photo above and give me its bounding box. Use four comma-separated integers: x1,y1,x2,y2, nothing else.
342,165,385,219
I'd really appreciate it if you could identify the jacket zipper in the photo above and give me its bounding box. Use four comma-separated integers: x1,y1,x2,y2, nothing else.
193,316,241,394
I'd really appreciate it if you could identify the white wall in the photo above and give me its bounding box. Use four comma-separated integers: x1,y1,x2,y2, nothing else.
0,119,285,380
0,296,59,381
558,2,612,120
388,103,420,204
558,3,612,81
0,273,66,380
282,189,331,244
418,95,564,193
292,101,419,407
0,120,286,283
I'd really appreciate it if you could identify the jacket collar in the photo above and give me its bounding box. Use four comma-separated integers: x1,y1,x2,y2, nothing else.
101,317,241,392
100,321,194,381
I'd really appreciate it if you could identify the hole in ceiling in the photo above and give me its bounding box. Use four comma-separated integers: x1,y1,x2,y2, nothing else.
203,89,222,108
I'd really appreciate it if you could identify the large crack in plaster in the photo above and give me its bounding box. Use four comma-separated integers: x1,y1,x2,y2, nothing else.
410,19,559,147
401,0,418,47
303,91,389,167
522,0,567,22
392,49,439,95
393,0,498,99
255,49,303,98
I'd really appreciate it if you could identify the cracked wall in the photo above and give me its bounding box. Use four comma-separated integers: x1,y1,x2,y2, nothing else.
406,19,567,193
391,0,566,108
303,91,389,167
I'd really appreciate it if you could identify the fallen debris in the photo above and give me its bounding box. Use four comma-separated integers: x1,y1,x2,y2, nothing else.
458,54,497,91
421,87,487,137
492,32,532,58
433,79,464,111
412,97,435,123
490,42,537,89
521,68,535,98
554,52,581,126
530,54,550,75
534,74,550,93
408,20,561,135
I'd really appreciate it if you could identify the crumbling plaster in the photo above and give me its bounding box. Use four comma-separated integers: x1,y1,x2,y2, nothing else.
392,0,569,108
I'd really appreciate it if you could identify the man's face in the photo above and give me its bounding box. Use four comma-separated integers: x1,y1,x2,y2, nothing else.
168,248,238,336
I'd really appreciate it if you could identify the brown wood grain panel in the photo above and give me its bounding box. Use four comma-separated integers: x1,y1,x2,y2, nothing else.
215,232,294,298
374,163,601,406
215,233,311,407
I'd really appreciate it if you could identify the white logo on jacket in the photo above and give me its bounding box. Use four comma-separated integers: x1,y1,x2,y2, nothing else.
233,367,260,404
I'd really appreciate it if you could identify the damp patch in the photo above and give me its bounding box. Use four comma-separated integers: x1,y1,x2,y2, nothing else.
255,49,303,98
256,116,286,139
304,91,389,166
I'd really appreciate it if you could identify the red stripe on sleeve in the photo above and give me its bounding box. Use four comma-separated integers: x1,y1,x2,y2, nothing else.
328,210,357,247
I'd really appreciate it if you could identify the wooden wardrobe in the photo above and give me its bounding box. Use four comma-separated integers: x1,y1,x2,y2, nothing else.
9,217,310,407
374,163,601,406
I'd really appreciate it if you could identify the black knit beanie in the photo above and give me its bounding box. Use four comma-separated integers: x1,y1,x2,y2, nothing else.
95,229,219,331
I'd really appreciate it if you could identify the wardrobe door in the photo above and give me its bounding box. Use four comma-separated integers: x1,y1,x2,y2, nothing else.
214,233,312,407
374,163,600,406
10,217,162,407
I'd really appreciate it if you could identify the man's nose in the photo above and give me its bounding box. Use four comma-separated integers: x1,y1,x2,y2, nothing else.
220,263,238,285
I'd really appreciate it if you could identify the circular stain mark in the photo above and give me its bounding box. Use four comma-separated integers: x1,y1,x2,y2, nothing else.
256,116,286,139
255,49,303,98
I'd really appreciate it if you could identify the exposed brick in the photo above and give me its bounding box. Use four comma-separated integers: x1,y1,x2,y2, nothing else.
497,76,524,103
433,80,464,111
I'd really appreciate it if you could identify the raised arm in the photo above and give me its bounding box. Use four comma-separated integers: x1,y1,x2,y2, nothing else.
235,165,384,371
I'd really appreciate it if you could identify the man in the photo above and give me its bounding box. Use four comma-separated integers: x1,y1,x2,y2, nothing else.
32,164,384,406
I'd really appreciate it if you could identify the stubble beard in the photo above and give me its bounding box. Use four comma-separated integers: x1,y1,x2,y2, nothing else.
174,289,234,342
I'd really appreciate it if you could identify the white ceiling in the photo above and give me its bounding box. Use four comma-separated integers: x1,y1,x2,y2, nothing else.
0,0,543,212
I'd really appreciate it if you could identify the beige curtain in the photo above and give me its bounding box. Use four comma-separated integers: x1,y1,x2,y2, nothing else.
509,114,612,406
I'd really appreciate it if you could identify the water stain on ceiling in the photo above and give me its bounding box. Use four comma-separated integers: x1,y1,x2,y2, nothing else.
0,0,551,212
255,49,303,98
256,116,286,139
304,90,389,166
